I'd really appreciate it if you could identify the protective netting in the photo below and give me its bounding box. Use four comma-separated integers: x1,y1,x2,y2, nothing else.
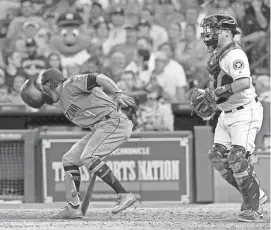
0,140,24,200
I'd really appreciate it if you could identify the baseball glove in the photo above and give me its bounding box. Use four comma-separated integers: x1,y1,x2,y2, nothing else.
190,88,217,119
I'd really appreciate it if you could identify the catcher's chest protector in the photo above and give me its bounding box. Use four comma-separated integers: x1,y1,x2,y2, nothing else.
207,42,241,89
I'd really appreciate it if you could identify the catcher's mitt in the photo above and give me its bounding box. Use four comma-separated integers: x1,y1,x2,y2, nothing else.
190,88,217,119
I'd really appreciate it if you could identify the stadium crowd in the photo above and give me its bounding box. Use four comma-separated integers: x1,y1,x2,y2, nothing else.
0,0,269,131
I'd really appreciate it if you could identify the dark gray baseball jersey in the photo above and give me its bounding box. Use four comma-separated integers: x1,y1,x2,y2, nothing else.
59,73,117,128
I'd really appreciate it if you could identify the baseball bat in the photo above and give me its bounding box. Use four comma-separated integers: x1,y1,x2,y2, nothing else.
81,173,97,216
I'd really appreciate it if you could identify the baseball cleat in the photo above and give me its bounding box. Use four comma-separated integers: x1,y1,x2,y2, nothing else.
238,209,263,222
239,192,268,217
53,203,82,219
112,193,137,214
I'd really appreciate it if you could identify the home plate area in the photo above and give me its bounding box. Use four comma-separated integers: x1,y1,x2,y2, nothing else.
0,202,270,230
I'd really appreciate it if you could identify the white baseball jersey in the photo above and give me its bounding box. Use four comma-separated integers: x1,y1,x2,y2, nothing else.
218,48,257,111
210,43,263,152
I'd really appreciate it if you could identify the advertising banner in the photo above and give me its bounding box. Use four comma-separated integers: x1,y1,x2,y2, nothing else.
41,132,193,203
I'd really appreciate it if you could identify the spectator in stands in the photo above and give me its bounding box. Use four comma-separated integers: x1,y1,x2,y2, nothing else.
135,47,153,86
21,38,46,82
110,24,138,69
4,50,22,89
86,38,104,60
181,6,201,39
46,52,63,71
108,51,127,82
255,75,270,102
232,0,270,43
24,38,41,59
35,28,52,57
125,8,140,28
32,0,45,16
75,0,92,28
216,0,235,17
140,8,169,50
43,12,58,34
158,42,173,58
0,19,12,67
136,36,155,74
0,68,11,103
13,38,27,58
89,2,105,26
81,56,101,74
93,17,111,55
116,71,138,93
152,51,187,103
6,0,46,48
106,7,127,52
22,21,40,39
174,24,208,76
9,72,27,104
137,19,151,39
167,22,183,47
135,80,174,131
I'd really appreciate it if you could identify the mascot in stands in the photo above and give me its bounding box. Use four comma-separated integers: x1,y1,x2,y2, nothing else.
50,12,91,76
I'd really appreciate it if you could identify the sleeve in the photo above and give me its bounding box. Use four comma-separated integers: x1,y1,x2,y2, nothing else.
226,49,251,81
68,73,100,94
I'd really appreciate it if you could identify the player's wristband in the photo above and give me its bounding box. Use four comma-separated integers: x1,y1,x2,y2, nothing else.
214,84,234,98
115,91,124,95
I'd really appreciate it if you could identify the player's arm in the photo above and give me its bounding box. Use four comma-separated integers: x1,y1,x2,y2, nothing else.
95,74,136,109
95,74,123,95
213,50,251,99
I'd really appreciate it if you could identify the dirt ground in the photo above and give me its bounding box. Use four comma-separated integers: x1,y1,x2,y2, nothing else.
0,202,270,230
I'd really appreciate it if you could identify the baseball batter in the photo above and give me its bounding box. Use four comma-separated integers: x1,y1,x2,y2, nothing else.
21,68,137,219
199,14,268,222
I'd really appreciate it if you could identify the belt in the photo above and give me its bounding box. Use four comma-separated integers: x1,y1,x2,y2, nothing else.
92,114,111,126
224,97,258,114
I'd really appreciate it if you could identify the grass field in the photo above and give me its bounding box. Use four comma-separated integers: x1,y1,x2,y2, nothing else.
0,202,270,230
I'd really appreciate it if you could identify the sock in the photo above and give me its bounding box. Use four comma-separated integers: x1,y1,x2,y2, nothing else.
89,159,128,194
63,165,81,193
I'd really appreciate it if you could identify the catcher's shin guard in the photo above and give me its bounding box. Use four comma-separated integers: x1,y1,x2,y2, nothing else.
208,143,239,190
228,145,260,211
64,172,80,207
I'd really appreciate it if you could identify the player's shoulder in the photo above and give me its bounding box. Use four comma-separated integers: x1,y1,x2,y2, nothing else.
226,47,248,61
223,47,249,70
63,74,86,91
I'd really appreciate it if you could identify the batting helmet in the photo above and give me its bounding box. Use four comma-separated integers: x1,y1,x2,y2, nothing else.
20,79,54,109
200,14,241,51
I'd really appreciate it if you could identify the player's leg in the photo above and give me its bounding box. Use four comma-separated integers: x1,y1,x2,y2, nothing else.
228,102,266,222
53,132,93,219
80,114,135,214
208,113,239,190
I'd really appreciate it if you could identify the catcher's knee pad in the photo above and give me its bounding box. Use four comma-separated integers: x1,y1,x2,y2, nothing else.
64,171,80,207
208,143,229,172
208,143,239,190
228,145,260,210
88,158,111,179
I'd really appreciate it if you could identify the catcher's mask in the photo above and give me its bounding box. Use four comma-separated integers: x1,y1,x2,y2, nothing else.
200,14,241,52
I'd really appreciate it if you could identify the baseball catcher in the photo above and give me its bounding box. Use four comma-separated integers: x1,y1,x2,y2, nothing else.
21,68,137,219
196,13,268,222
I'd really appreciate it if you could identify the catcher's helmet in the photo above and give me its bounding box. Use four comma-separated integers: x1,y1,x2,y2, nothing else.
200,14,241,51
